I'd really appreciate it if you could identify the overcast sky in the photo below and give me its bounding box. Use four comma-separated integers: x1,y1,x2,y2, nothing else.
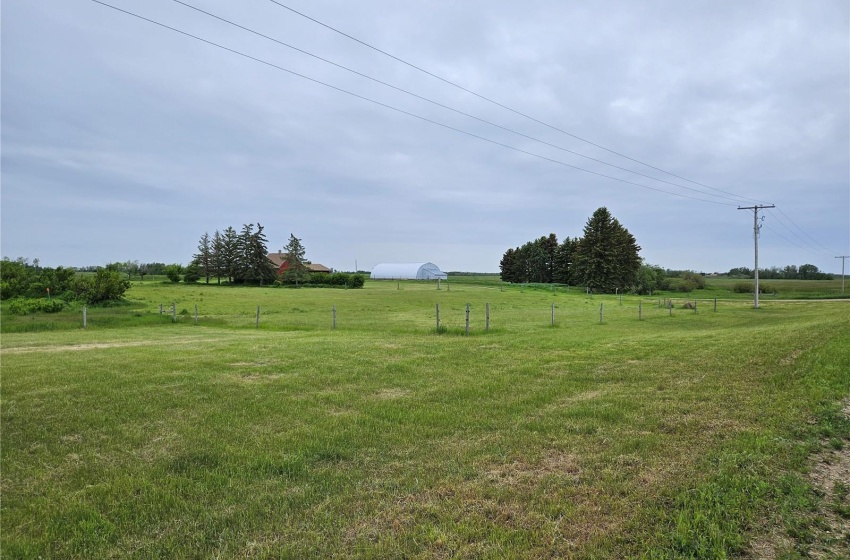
3,0,848,274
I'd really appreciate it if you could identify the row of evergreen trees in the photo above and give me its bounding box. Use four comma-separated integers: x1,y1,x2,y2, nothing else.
192,224,307,285
500,207,641,293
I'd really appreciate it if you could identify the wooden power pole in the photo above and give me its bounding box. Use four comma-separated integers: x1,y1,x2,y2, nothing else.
738,204,775,309
836,255,849,294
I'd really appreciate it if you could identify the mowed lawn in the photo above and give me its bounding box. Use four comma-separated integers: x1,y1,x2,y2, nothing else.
2,281,849,558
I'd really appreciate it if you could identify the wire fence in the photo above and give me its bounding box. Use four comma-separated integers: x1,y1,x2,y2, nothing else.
71,294,762,334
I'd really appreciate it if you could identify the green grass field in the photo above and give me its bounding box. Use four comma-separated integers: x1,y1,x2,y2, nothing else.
3,280,849,558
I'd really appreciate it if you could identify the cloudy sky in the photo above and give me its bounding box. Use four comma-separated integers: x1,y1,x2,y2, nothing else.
3,0,848,274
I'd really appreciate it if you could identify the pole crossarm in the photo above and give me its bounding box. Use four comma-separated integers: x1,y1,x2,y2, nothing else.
738,204,775,309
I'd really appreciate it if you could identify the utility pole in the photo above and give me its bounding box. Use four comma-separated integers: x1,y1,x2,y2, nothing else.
836,255,849,294
738,204,775,309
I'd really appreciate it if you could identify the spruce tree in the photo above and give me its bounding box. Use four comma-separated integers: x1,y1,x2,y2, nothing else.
282,233,309,286
553,237,577,284
211,230,223,285
573,207,641,292
245,223,277,285
499,248,518,283
221,226,239,284
194,232,212,284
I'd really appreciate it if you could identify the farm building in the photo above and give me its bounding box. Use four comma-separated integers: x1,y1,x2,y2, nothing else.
267,252,331,275
370,262,448,280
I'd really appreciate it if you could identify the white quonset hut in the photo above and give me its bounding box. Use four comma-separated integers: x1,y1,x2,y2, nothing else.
370,262,448,280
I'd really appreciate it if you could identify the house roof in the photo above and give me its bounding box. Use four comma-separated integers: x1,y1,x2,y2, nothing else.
267,252,331,273
267,252,287,268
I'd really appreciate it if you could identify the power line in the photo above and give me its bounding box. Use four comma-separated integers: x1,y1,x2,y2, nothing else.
170,0,750,204
764,209,834,258
266,0,768,205
761,222,815,255
90,0,737,206
770,207,835,254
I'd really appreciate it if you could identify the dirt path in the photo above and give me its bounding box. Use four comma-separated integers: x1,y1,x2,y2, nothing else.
750,399,850,559
0,336,227,355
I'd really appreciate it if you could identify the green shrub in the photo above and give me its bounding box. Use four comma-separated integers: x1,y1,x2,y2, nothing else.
8,298,66,315
347,274,365,288
732,282,778,294
73,270,130,304
682,271,706,289
165,265,182,283
294,272,365,289
669,278,698,293
183,264,200,283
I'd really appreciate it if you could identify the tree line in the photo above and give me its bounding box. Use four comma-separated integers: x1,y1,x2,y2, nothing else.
500,207,641,293
727,264,833,280
1,257,130,309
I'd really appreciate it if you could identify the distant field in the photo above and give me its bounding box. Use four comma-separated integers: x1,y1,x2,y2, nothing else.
449,274,848,300
703,277,847,298
2,280,849,557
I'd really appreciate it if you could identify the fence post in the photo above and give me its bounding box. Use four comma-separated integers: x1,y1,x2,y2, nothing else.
599,303,603,324
194,304,198,325
669,301,673,316
486,302,490,331
256,306,260,328
436,303,440,332
83,305,87,329
639,301,642,320
465,303,470,335
172,302,176,323
714,298,717,312
159,303,163,315
332,305,337,329
551,302,556,326
694,300,698,313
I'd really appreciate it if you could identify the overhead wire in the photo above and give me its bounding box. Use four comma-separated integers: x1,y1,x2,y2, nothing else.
170,0,748,204
768,207,835,255
90,0,737,206
266,0,769,206
267,0,844,257
760,222,823,257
